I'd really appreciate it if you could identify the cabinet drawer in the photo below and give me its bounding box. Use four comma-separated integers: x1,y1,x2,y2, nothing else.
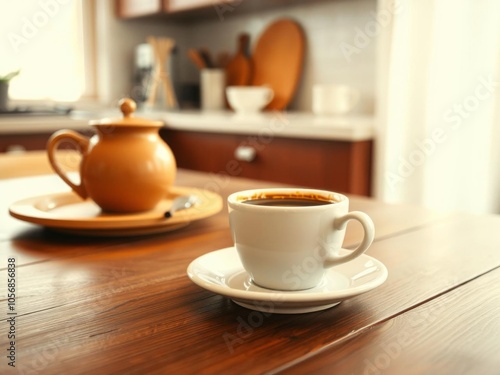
0,133,52,153
161,129,372,196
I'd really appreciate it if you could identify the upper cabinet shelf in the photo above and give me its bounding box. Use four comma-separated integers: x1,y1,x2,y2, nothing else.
116,0,325,20
116,0,165,19
116,0,244,19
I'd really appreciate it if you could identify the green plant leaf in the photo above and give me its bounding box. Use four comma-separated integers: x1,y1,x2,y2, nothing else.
0,70,20,82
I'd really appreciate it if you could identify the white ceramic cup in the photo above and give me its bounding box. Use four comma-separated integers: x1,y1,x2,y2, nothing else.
228,188,375,291
312,84,360,115
226,86,274,113
201,69,226,110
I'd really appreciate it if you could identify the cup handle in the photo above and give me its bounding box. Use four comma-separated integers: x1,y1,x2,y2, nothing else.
324,211,375,267
47,129,90,199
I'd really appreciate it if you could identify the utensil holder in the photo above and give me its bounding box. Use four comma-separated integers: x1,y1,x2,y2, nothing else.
201,69,225,111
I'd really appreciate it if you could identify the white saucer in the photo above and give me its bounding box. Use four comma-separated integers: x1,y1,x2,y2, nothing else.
187,247,388,314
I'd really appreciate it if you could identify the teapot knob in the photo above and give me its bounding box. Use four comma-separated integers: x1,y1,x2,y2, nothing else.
119,98,136,118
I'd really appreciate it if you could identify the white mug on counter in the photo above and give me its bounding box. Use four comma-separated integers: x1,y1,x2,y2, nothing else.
312,84,360,115
201,69,225,111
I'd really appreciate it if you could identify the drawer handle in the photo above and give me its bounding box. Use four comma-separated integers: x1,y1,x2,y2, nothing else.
234,146,256,162
6,145,27,154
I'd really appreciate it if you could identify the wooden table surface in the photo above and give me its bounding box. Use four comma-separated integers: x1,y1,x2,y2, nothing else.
1,151,500,374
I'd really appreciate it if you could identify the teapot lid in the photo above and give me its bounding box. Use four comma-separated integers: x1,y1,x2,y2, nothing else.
89,98,163,128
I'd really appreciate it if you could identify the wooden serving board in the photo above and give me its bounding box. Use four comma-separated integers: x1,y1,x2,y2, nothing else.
225,33,252,86
250,19,305,110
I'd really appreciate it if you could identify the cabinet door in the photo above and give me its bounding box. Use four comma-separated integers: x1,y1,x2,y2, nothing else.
228,135,372,196
0,134,51,153
163,131,240,173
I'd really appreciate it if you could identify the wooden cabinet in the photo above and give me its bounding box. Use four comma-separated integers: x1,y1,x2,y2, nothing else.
0,133,52,153
0,128,92,154
161,129,372,196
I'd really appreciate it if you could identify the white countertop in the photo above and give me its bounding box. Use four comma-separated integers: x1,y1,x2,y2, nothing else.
0,110,374,142
0,115,90,133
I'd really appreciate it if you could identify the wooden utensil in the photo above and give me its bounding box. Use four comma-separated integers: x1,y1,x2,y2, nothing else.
225,33,252,86
199,47,215,68
147,36,178,109
187,48,206,70
250,19,305,110
216,51,230,69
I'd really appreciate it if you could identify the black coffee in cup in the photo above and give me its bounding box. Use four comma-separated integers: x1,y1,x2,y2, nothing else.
242,193,335,207
243,198,331,207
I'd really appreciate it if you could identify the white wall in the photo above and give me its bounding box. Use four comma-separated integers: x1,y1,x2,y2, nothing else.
98,0,376,113
183,0,377,112
94,0,187,106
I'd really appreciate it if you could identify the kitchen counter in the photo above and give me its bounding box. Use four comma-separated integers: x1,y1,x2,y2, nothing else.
160,111,374,141
0,114,91,134
0,109,374,194
0,109,374,141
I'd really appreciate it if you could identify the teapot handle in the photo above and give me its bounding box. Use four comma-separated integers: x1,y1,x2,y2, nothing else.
47,129,90,199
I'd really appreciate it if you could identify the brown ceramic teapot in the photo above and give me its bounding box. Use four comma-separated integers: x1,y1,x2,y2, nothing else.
47,98,177,213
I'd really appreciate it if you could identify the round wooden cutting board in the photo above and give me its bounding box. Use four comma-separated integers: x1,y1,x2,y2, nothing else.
250,19,305,110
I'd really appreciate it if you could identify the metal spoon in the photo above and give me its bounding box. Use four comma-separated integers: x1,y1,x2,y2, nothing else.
164,195,200,218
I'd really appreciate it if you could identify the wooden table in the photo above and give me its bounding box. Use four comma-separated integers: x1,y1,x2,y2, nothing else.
1,151,500,374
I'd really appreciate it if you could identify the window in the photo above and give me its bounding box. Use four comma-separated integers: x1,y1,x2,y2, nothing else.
0,0,95,101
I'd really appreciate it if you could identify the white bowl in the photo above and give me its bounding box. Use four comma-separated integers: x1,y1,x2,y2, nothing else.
226,86,274,113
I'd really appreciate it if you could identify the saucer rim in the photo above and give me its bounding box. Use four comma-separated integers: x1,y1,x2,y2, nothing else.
187,247,388,304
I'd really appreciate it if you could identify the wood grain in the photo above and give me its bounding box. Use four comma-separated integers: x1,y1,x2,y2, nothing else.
278,267,500,374
1,152,500,374
2,213,500,374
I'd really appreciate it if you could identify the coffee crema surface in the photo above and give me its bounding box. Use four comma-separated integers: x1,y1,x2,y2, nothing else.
243,198,333,207
239,192,337,207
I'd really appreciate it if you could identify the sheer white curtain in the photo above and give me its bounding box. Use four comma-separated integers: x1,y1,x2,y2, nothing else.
375,0,500,214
